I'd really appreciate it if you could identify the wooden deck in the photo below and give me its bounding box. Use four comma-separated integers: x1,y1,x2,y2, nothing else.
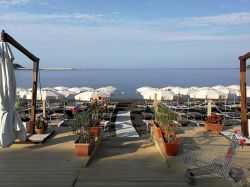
0,127,84,187
74,135,237,187
0,127,249,187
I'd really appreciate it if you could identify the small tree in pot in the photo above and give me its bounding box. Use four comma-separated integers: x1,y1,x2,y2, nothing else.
158,105,180,156
69,112,95,157
88,101,103,137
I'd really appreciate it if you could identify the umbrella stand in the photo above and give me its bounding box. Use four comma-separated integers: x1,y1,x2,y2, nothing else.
1,30,39,135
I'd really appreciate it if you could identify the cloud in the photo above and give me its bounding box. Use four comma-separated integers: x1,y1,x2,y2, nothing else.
3,23,250,45
0,12,108,22
131,12,250,28
0,0,31,7
180,12,250,26
1,11,250,26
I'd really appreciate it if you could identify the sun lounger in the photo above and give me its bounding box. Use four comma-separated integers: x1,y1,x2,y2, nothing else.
107,105,116,112
101,113,113,121
49,119,65,127
137,104,146,111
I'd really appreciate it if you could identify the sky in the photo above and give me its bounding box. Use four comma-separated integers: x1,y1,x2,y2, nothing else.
0,0,249,68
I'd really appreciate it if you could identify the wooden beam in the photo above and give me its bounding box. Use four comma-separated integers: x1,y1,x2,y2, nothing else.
1,30,39,62
29,61,39,135
239,52,250,61
240,59,249,137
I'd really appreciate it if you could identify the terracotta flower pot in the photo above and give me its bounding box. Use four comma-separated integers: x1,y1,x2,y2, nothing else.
153,122,164,139
90,127,100,137
74,139,94,157
204,123,223,133
163,142,180,156
35,127,47,134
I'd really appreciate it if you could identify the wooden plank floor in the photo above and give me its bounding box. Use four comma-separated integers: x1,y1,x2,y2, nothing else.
75,136,234,187
0,126,249,187
0,127,85,187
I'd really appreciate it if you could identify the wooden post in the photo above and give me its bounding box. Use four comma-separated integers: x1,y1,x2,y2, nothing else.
240,58,248,137
42,100,46,119
29,61,39,135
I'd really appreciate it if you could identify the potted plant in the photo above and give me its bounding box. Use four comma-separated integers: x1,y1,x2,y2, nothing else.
35,116,48,134
158,106,180,156
162,123,180,156
89,102,102,137
204,113,223,133
69,112,95,157
153,104,169,138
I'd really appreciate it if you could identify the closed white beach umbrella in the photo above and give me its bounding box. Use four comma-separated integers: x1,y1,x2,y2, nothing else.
0,42,27,148
75,91,110,101
26,90,64,100
57,90,77,100
190,89,227,99
54,86,69,91
142,90,175,100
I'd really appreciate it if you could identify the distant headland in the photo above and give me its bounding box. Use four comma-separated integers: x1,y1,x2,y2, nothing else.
13,63,75,70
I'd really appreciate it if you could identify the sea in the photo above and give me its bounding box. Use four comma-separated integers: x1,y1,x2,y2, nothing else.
15,68,247,99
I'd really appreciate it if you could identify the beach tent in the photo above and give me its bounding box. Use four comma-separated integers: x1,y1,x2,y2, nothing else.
75,91,110,101
0,41,27,148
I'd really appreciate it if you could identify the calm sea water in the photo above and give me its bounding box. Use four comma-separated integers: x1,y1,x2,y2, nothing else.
15,68,246,99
